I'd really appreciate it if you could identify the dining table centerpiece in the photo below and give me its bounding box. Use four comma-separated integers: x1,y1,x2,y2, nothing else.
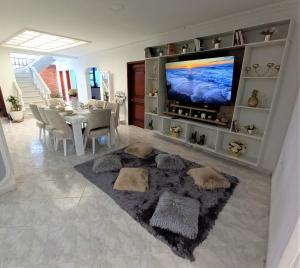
69,89,78,110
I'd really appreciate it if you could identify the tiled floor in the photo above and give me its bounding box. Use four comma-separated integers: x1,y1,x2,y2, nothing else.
0,118,271,268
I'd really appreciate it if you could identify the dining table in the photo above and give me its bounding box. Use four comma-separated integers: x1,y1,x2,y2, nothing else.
62,109,116,156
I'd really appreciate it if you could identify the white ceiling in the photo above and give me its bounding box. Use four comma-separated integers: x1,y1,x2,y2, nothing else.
0,0,286,57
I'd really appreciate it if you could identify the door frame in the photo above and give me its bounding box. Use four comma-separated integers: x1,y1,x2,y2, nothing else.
127,60,145,125
0,87,8,117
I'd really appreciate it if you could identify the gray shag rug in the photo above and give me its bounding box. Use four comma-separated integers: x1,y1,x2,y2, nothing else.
74,148,239,261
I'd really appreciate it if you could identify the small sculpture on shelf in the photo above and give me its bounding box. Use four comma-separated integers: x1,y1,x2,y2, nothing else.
181,43,188,54
248,89,259,107
260,27,277,41
197,134,206,146
189,131,197,144
244,124,257,135
170,126,182,138
148,120,154,130
228,141,247,157
212,37,221,49
148,88,157,96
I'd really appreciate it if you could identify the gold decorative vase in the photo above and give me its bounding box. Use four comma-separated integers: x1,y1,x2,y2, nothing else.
248,89,258,107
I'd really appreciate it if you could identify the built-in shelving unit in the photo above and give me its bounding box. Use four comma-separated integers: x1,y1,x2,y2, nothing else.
144,19,292,169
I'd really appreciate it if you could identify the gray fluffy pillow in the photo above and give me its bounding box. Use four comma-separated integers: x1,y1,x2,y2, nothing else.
92,155,122,173
150,191,200,239
155,154,185,171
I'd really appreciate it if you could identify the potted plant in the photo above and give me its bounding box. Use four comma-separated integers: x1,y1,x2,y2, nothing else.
244,124,257,135
7,96,23,122
182,44,188,54
157,48,164,57
212,37,222,49
68,89,78,110
261,27,277,41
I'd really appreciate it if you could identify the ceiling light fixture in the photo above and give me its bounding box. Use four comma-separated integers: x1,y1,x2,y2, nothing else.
1,29,89,52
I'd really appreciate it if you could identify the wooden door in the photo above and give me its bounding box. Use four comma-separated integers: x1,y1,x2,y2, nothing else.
59,71,67,100
0,87,7,117
127,61,145,128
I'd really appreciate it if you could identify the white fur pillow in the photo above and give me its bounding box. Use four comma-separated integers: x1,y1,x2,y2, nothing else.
125,143,152,158
113,168,149,192
187,167,230,190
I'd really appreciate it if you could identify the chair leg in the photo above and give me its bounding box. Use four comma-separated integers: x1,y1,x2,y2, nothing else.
54,137,59,152
84,135,88,149
115,127,120,138
92,138,96,155
39,128,42,140
63,139,67,157
107,133,111,148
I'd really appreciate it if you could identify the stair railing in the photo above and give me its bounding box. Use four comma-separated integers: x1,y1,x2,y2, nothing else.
12,81,25,111
30,67,51,101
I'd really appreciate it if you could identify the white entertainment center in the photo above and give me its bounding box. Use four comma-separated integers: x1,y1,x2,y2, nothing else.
144,19,293,169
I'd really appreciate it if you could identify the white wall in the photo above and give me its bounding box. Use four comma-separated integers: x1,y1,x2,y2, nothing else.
266,93,299,268
0,48,17,111
71,0,299,172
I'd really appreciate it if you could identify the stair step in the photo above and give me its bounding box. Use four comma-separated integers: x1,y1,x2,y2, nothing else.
21,90,40,95
23,97,43,102
23,92,41,99
24,100,45,106
15,73,32,78
21,87,39,92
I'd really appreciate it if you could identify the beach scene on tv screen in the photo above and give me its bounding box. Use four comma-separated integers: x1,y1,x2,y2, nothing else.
166,56,235,105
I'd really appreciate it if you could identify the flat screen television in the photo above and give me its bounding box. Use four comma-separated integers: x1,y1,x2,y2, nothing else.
165,56,235,106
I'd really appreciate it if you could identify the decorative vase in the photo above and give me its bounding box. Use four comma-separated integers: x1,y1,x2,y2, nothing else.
248,89,259,107
247,129,253,135
171,132,179,138
10,111,23,122
71,97,78,110
264,34,272,41
214,43,220,49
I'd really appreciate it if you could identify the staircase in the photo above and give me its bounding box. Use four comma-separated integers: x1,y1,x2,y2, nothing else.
15,69,46,118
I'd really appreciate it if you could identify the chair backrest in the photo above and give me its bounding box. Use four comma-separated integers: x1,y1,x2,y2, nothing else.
94,100,106,109
87,99,97,106
29,104,43,122
85,109,111,135
37,107,49,124
46,110,73,137
106,102,119,126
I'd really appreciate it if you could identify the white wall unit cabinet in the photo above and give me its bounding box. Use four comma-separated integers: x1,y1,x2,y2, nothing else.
144,19,292,172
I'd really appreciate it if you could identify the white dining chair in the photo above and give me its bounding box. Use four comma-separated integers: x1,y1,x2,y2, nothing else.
38,107,55,147
29,104,46,140
95,100,107,109
84,109,111,154
46,110,74,157
106,102,120,137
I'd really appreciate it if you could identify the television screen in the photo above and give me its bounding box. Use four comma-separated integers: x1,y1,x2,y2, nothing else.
166,56,235,106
